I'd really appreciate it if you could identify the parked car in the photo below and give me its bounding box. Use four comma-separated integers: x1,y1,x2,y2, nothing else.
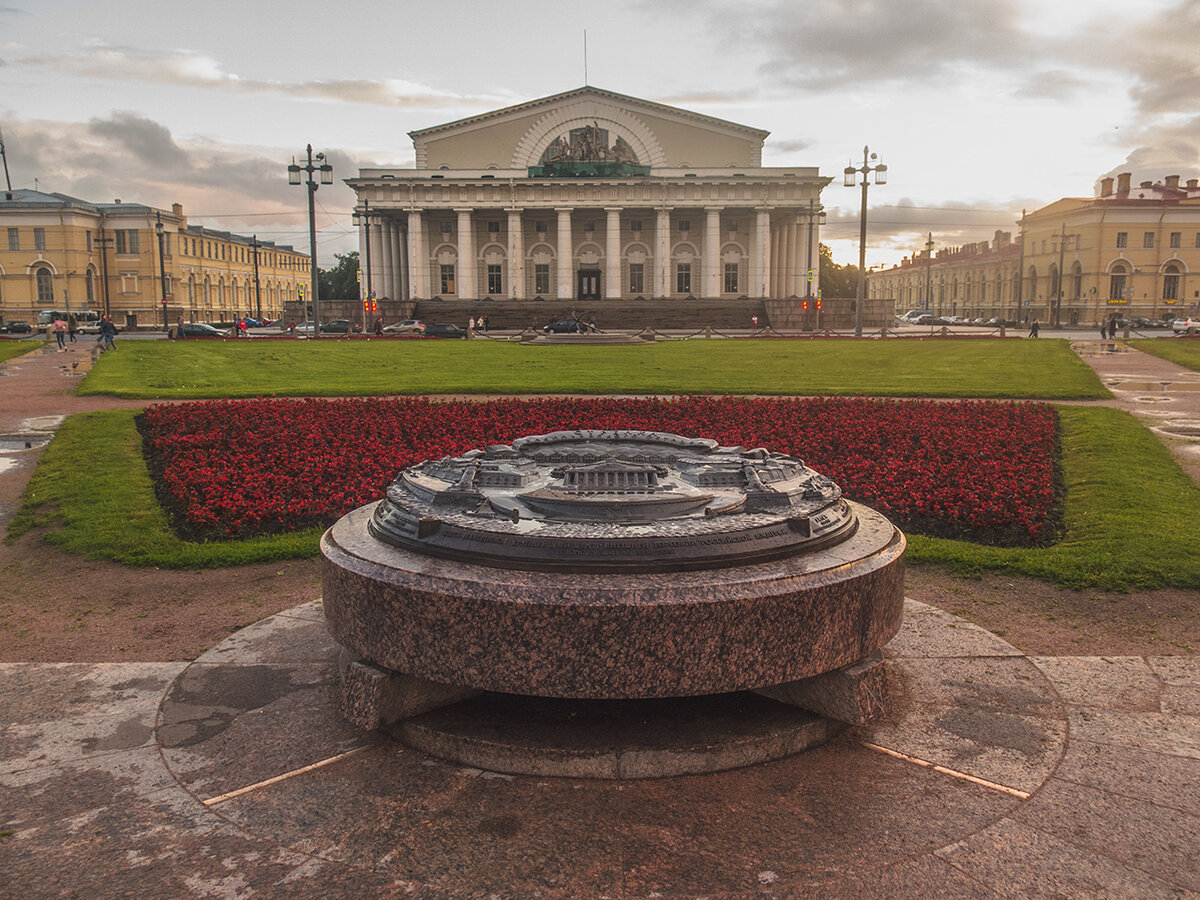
424,323,467,339
179,322,228,338
544,317,588,334
1173,317,1200,334
383,319,425,335
0,321,33,334
320,319,361,334
293,321,320,335
1128,316,1160,329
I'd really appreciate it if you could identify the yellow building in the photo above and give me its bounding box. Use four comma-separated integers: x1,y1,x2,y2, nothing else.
0,190,309,329
870,171,1200,325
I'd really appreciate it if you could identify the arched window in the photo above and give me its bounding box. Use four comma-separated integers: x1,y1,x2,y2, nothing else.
1029,267,1038,300
35,267,53,303
86,269,95,304
1109,264,1127,300
1071,263,1083,299
1049,264,1060,300
1163,263,1180,300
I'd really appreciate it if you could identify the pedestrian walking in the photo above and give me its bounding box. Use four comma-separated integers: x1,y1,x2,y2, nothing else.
67,314,78,343
52,317,67,350
482,315,489,333
1099,320,1108,340
237,317,249,338
1028,318,1040,338
177,314,187,341
751,314,759,331
99,316,117,351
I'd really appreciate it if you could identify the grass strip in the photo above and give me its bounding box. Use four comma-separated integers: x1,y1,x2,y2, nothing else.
9,403,1200,589
6,409,321,567
77,338,1108,400
1127,337,1200,372
0,341,42,365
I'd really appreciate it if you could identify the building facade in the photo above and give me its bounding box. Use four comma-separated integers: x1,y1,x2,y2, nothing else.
0,190,309,328
348,87,830,304
871,172,1200,325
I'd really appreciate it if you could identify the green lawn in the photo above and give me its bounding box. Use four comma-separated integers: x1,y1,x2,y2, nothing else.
77,338,1109,400
0,340,41,364
11,403,1200,591
1128,337,1200,371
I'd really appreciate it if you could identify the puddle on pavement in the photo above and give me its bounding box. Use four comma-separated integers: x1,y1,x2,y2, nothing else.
1157,423,1200,438
1111,381,1200,392
0,433,51,451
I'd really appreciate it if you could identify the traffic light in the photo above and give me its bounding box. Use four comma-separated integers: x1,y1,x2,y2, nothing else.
801,300,809,311
816,299,822,311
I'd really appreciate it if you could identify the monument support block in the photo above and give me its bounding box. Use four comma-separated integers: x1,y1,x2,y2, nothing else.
755,652,888,725
339,651,479,731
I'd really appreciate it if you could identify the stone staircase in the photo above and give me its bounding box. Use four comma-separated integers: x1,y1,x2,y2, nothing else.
411,298,769,332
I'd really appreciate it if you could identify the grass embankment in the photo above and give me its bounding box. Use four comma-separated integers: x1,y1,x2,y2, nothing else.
10,404,1200,590
78,338,1109,400
0,340,41,364
1128,337,1200,371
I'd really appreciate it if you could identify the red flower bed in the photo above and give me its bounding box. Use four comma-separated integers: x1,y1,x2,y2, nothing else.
137,396,1062,546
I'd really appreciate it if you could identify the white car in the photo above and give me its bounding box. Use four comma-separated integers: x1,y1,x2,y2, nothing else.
293,321,319,335
382,319,425,335
1172,317,1200,334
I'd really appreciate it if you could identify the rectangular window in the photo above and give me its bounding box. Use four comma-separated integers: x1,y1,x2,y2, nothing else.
534,264,550,294
583,221,595,233
1144,232,1155,249
1195,233,1200,249
7,228,18,251
487,264,502,295
1171,232,1182,249
536,221,547,234
120,272,138,294
487,221,500,234
162,234,171,256
440,264,455,294
1116,232,1127,248
678,220,690,232
727,221,738,233
86,231,93,253
116,230,140,254
33,228,45,251
676,263,691,294
629,263,644,293
630,220,642,232
724,263,738,293
441,221,453,234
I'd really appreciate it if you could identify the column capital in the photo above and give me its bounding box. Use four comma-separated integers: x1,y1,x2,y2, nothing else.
453,207,475,215
704,206,725,213
554,207,574,215
604,207,624,213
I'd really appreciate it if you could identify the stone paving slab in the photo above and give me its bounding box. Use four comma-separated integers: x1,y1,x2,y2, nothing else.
1,600,1197,897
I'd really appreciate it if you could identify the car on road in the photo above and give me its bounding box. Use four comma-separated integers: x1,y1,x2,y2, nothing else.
179,322,228,338
544,317,588,333
383,319,425,335
0,321,33,334
293,321,319,335
424,323,467,339
1173,317,1200,334
320,319,361,334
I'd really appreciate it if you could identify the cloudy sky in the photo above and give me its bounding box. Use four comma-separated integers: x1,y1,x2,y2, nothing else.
2,0,1197,268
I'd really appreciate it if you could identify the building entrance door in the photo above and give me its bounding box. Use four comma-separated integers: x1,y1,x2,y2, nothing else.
577,268,600,301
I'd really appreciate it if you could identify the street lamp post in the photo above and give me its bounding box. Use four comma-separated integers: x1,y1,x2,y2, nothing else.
843,146,887,337
288,145,332,338
924,233,934,310
154,213,170,334
95,230,113,319
1055,223,1066,328
799,199,826,331
352,199,380,330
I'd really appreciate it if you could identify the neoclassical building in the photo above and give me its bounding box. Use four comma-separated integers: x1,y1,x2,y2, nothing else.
871,172,1200,325
348,87,830,304
0,190,308,328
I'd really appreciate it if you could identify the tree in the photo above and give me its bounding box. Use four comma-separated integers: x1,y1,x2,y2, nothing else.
318,251,360,300
818,243,860,298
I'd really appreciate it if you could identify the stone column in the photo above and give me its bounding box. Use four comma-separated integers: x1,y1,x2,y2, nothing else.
394,219,408,301
407,209,425,300
605,207,622,299
379,219,396,300
755,209,771,299
357,216,368,300
455,209,476,300
656,207,672,298
705,207,722,299
369,216,385,299
508,208,525,300
556,208,573,300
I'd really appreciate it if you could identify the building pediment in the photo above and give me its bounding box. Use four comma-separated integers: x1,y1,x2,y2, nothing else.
409,86,769,171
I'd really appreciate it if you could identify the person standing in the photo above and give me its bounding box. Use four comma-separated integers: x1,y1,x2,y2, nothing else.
52,317,67,350
374,317,384,336
177,314,186,341
1099,320,1108,341
238,317,249,338
67,314,78,344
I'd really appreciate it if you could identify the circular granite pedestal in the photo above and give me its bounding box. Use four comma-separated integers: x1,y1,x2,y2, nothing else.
322,501,904,700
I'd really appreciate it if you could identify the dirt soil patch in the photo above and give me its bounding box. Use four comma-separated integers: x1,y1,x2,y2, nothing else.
1,529,1197,662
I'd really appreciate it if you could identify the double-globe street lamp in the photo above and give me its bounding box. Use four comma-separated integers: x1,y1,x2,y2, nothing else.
288,145,333,338
843,146,887,337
